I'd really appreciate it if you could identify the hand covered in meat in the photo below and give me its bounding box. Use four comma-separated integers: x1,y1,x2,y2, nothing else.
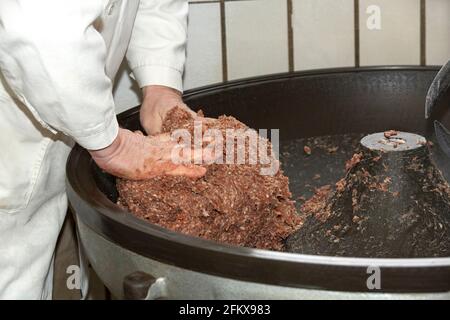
140,85,195,135
89,128,210,180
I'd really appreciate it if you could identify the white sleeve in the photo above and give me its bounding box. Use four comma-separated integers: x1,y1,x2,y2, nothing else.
0,0,118,150
126,0,188,93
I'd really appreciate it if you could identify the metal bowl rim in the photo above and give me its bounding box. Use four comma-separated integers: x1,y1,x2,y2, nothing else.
67,66,450,292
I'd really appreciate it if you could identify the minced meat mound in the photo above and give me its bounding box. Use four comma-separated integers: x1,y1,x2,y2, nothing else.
286,145,450,257
116,107,301,250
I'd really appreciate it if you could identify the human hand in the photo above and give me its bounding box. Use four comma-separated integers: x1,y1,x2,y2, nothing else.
89,128,209,180
140,85,196,135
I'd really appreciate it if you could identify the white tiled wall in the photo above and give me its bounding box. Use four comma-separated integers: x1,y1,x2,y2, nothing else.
293,0,355,70
225,0,289,80
183,2,223,90
426,0,450,65
113,0,450,113
359,0,421,66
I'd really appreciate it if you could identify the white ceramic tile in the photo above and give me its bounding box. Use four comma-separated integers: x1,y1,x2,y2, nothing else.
225,0,289,80
293,0,354,70
359,0,421,66
184,3,223,90
426,0,450,65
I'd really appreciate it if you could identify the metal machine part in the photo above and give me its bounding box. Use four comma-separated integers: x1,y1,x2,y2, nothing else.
435,121,450,159
123,271,158,300
425,60,450,160
425,60,450,119
67,67,450,299
76,217,450,300
360,131,426,152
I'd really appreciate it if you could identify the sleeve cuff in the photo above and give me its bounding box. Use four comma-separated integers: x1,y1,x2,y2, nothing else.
73,115,119,150
131,65,183,93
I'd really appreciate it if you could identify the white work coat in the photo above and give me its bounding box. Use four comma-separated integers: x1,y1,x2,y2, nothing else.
0,0,187,299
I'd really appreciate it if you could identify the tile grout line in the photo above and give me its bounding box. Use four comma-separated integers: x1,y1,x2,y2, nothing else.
220,0,228,82
420,0,426,66
354,0,360,67
287,0,294,72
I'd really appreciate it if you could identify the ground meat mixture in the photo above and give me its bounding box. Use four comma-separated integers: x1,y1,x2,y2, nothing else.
116,107,301,250
286,141,450,258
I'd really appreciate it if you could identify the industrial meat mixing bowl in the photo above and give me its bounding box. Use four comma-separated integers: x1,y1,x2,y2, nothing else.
67,66,450,299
